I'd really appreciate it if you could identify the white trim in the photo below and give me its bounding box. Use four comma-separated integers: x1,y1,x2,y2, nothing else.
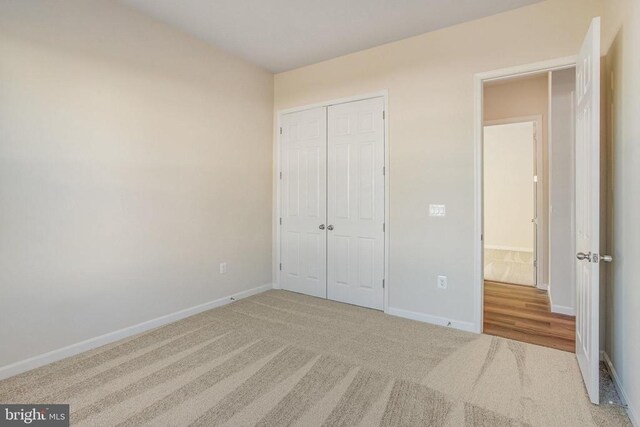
484,245,534,253
550,304,575,316
383,94,390,313
275,90,390,313
277,91,389,115
387,307,476,333
603,352,640,427
0,283,273,381
548,285,575,315
550,297,576,316
484,116,541,127
477,56,577,83
474,56,577,334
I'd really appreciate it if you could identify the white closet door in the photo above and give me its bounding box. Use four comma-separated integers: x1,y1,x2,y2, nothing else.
280,107,327,298
327,97,385,310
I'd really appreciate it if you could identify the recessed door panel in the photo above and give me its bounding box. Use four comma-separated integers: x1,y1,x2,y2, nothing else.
327,97,385,310
334,235,350,285
358,142,375,220
334,144,351,219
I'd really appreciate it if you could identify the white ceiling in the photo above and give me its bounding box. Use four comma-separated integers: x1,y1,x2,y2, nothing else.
120,0,543,73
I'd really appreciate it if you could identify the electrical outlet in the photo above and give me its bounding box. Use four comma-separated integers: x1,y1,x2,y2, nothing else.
219,262,227,274
429,204,446,217
437,275,447,289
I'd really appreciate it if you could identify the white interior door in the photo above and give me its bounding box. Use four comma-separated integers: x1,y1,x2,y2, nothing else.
575,16,601,405
327,97,385,310
280,107,327,298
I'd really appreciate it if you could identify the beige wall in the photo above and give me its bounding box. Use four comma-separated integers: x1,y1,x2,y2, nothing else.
275,0,602,325
0,1,273,368
603,0,640,422
483,122,535,252
484,75,549,285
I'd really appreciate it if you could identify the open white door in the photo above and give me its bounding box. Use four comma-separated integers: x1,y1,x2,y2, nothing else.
575,17,601,405
280,107,327,299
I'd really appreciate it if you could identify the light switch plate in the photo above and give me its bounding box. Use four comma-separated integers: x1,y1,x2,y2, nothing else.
429,204,446,217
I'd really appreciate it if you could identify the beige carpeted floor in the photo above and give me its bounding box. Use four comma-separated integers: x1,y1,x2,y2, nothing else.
0,290,630,426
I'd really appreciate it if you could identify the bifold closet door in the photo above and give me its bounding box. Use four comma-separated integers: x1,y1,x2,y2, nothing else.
280,107,327,298
327,97,385,310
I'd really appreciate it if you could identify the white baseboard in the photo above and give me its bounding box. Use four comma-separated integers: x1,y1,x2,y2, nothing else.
548,291,576,316
550,303,575,316
537,282,549,291
0,283,273,381
603,352,639,427
387,307,477,333
484,245,534,253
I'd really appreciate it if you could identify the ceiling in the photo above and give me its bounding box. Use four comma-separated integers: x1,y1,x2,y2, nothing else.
120,0,543,73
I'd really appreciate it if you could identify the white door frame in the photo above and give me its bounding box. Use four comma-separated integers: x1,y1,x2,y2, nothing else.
274,90,390,312
473,57,575,333
484,115,544,288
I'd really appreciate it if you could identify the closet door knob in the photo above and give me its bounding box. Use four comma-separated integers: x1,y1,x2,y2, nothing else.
327,225,334,231
319,224,325,230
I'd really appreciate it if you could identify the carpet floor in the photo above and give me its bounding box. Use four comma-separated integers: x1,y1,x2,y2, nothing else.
0,290,631,426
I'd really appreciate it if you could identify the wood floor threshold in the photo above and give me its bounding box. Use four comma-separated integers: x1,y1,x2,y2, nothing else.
483,281,576,353
483,324,576,353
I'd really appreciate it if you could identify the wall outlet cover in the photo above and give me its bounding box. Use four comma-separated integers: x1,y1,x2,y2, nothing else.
429,204,446,217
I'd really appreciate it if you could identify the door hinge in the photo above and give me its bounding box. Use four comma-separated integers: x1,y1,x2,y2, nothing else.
382,279,385,289
279,217,282,225
382,111,385,120
383,166,385,176
279,171,282,179
383,223,386,232
279,127,283,135
533,260,537,267
279,263,282,271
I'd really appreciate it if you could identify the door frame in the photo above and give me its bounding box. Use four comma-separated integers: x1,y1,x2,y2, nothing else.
473,57,576,333
274,90,390,312
483,115,544,288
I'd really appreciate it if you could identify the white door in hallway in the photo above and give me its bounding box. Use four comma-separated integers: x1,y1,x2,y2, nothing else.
575,17,601,405
327,97,385,310
280,107,327,298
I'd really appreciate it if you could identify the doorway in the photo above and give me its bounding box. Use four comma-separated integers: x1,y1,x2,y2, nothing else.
474,22,605,402
276,93,389,311
483,119,539,288
478,69,579,355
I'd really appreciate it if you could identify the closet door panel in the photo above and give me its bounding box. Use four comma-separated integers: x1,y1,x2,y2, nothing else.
327,98,385,310
280,107,327,298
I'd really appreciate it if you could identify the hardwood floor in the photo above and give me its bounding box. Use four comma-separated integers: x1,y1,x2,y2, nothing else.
483,280,576,353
